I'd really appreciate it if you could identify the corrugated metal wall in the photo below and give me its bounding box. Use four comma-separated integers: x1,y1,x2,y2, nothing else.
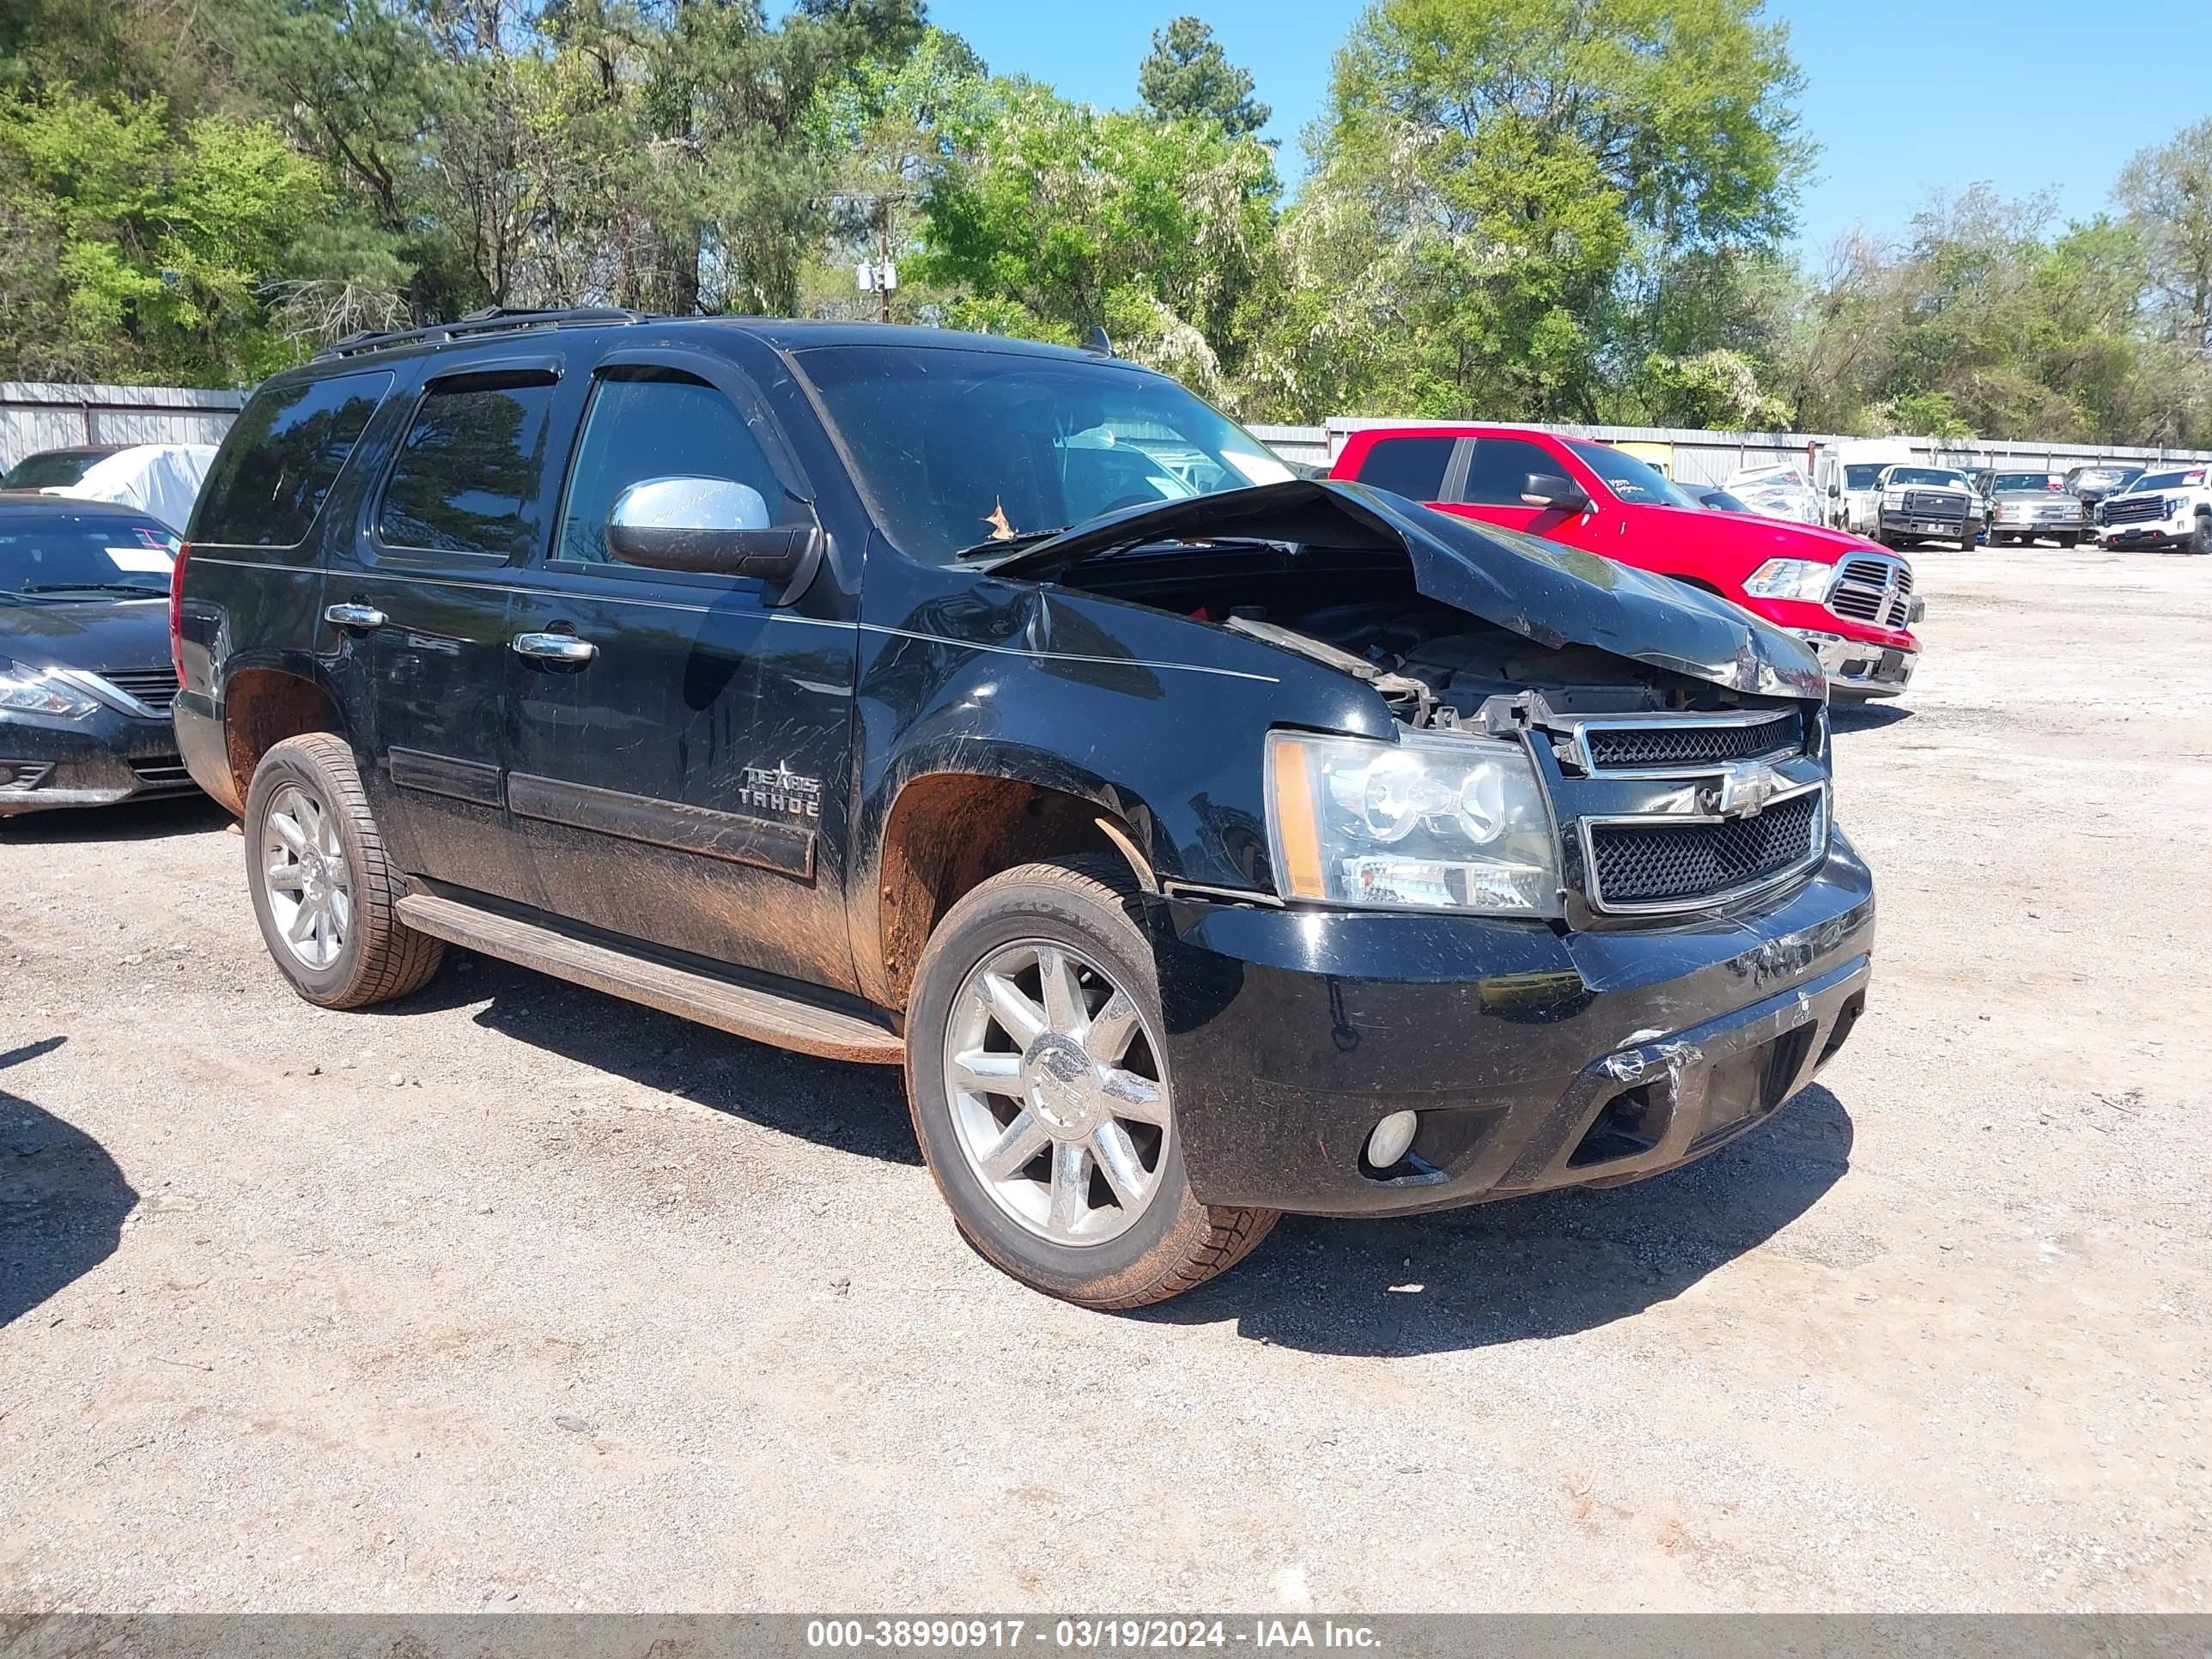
0,383,246,472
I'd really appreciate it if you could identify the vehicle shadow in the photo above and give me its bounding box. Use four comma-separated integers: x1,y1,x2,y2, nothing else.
1138,1085,1854,1357
0,1036,139,1328
364,952,921,1168
1830,702,1912,733
0,794,231,844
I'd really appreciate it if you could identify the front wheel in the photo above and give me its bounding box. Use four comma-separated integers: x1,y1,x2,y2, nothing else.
904,856,1279,1309
2191,515,2212,556
2055,532,2079,550
244,732,445,1008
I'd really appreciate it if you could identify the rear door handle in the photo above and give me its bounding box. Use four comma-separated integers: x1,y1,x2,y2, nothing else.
511,631,598,665
325,603,386,629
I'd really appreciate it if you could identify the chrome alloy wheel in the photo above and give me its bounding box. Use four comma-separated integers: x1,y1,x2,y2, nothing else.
261,782,352,970
943,940,1172,1246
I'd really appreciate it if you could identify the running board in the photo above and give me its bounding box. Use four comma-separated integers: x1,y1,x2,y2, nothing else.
394,892,904,1065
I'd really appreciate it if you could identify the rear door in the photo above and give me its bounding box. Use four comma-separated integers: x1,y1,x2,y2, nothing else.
501,347,861,991
322,354,580,905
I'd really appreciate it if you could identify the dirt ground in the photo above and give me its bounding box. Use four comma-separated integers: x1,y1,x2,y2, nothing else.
2,545,2209,1614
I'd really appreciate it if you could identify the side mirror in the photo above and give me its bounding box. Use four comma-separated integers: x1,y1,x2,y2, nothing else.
1520,472,1591,512
1826,483,1841,497
605,477,817,586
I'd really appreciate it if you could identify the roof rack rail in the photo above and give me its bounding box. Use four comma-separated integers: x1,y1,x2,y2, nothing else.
314,306,653,362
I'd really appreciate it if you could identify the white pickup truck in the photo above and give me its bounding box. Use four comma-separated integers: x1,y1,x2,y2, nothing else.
2098,465,2212,555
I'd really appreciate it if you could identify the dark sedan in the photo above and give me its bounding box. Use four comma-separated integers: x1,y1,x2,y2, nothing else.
0,495,198,814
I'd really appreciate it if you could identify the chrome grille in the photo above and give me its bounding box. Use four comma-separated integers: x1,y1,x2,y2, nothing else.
101,667,179,713
1578,710,1802,773
2103,495,2166,526
1828,554,1911,632
1904,490,1967,516
1586,791,1824,910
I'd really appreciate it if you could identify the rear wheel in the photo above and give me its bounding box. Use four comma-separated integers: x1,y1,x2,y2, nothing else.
904,856,1278,1309
244,732,444,1009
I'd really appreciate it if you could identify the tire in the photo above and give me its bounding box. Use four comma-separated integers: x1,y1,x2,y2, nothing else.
903,854,1279,1309
243,732,445,1009
2191,514,2212,556
2055,533,2079,550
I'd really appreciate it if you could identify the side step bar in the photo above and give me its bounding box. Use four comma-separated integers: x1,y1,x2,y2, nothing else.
394,892,904,1066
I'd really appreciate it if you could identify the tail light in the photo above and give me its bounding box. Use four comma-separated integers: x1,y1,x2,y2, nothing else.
168,542,191,683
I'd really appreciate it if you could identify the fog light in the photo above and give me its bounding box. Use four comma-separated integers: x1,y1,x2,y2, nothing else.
0,765,14,787
1365,1110,1419,1169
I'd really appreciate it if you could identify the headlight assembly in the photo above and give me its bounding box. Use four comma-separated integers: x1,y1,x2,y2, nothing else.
1265,730,1561,917
0,661,99,719
1743,557,1837,602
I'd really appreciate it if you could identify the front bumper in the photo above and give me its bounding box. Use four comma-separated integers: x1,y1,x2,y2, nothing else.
1786,629,1917,696
0,707,198,814
2104,517,2196,548
1152,842,1875,1216
1878,510,1973,540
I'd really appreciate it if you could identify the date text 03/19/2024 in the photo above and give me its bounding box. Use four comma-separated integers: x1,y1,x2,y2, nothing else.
805,1620,1383,1651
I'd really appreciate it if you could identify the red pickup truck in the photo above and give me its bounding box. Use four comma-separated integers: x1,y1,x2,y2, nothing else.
1330,425,1923,698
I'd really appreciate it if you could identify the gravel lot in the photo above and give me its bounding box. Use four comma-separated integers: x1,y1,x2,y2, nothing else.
3,545,2208,1614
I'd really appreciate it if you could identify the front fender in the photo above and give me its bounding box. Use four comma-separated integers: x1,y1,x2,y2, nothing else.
845,549,1385,1004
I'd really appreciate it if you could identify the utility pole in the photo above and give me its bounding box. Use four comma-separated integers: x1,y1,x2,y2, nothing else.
874,197,892,325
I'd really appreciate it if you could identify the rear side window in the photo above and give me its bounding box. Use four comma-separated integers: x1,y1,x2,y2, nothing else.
192,371,393,547
378,380,559,560
1459,437,1560,505
1352,436,1455,501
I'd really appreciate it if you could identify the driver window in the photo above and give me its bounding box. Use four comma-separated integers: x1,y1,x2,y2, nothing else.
556,368,787,564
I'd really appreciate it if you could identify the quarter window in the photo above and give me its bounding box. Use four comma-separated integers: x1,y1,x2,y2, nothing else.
193,370,393,547
555,370,787,565
378,380,559,560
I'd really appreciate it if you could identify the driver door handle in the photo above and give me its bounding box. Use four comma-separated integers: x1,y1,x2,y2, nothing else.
511,630,598,665
324,603,386,629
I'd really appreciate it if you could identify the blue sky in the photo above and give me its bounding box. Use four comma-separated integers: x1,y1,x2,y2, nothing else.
926,0,2212,254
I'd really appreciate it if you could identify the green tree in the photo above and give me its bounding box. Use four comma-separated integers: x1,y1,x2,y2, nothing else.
2120,117,2212,351
918,81,1279,400
1137,17,1269,137
1260,0,1808,422
0,89,329,381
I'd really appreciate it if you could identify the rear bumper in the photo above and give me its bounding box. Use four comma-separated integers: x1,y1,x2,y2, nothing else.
0,708,198,815
1151,842,1875,1216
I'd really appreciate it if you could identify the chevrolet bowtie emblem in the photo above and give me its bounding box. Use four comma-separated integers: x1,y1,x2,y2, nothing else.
1706,760,1780,818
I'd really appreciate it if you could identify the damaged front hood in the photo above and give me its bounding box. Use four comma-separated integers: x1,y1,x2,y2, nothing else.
991,480,1828,701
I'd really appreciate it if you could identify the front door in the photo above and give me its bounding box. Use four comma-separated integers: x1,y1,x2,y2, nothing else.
502,352,860,992
1435,433,1605,547
323,357,577,907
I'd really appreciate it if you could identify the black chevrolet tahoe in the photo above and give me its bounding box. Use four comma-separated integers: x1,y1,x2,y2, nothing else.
173,309,1875,1309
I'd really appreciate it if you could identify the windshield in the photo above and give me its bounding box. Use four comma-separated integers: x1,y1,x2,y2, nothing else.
1993,472,2061,491
2071,466,2140,489
1842,464,1887,489
0,507,179,597
1700,489,1751,513
2129,469,2203,492
1886,468,1968,488
793,345,1295,563
1566,441,1699,508
1,450,111,490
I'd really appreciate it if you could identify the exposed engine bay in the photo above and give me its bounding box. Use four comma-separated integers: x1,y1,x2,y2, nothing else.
1050,547,1795,731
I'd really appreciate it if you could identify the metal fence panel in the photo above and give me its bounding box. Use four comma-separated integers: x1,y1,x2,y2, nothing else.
0,383,246,472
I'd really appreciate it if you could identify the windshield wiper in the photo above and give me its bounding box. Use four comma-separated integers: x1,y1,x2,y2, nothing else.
951,526,1073,562
17,582,167,596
